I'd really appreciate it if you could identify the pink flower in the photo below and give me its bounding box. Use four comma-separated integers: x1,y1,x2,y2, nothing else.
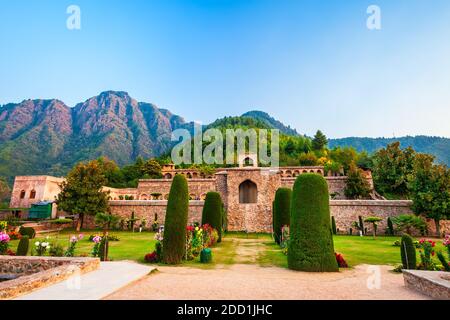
0,232,10,242
70,235,78,243
92,235,102,243
78,234,84,240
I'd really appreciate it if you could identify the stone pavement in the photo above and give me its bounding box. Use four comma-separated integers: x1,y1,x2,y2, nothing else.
16,261,153,300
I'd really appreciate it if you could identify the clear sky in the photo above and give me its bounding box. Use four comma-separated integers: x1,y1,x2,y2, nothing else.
1,0,449,138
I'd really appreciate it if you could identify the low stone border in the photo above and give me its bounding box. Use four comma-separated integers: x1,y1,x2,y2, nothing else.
403,270,450,300
0,256,100,300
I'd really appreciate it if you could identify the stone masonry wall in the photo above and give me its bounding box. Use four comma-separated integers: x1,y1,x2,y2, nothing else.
329,200,413,234
107,200,204,228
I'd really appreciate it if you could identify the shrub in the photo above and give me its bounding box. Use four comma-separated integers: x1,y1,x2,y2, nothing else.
144,251,159,263
392,214,427,236
344,162,371,199
273,188,292,245
162,174,189,264
437,251,450,272
19,227,36,239
387,217,394,235
417,239,436,271
201,192,223,242
358,216,365,235
16,235,29,256
364,216,383,238
400,234,416,269
288,174,338,272
331,216,337,235
49,242,65,257
200,248,212,263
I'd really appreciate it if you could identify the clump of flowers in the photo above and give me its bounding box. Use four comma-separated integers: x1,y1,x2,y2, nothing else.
64,234,83,257
280,225,290,255
0,231,10,255
417,239,437,271
91,235,102,257
7,230,21,240
35,240,50,256
144,252,158,263
0,221,7,232
335,252,348,268
443,235,450,259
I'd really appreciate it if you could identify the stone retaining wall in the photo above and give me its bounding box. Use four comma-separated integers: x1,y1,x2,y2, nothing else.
330,200,413,234
0,256,99,299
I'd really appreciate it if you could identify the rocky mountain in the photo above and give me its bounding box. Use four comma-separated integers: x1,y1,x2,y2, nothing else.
0,91,449,183
0,91,190,182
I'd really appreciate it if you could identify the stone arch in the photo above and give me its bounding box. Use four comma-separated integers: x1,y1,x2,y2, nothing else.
192,172,198,178
200,193,207,200
140,194,149,200
164,194,169,200
30,189,36,199
187,172,192,179
20,190,26,199
293,170,300,177
302,170,308,173
164,173,173,179
189,193,197,200
239,180,258,204
285,170,292,177
309,170,315,173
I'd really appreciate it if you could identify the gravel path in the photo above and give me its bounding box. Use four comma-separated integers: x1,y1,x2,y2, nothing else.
104,264,427,300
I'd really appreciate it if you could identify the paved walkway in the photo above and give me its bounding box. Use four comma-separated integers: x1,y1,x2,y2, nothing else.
104,264,428,300
16,261,154,300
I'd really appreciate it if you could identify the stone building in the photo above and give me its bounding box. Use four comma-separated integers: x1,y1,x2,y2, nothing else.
9,154,418,233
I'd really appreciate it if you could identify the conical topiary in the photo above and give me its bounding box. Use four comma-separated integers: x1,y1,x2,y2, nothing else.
288,174,338,272
162,174,189,264
400,234,416,269
273,188,292,244
16,235,30,256
201,192,223,242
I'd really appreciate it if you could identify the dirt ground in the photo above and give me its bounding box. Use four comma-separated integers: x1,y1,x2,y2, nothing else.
105,264,427,300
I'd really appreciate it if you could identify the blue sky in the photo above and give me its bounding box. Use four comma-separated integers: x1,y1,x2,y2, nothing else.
1,0,449,138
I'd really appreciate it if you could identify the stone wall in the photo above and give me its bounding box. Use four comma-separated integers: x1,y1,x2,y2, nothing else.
281,176,348,199
107,200,205,228
137,179,216,200
329,200,413,234
0,256,99,300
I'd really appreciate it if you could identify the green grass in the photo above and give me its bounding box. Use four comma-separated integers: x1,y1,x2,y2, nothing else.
8,231,446,269
258,235,446,268
9,230,157,263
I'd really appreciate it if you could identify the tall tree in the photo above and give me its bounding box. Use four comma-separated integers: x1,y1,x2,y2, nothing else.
344,162,371,199
312,130,328,151
372,142,416,196
141,159,162,178
408,153,450,236
56,161,109,231
0,178,10,203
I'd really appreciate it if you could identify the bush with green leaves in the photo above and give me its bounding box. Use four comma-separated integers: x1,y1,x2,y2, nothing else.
201,192,223,242
331,216,337,235
391,214,427,236
273,188,292,244
16,235,29,256
364,216,383,238
288,174,338,272
19,226,36,239
162,174,189,264
400,234,416,269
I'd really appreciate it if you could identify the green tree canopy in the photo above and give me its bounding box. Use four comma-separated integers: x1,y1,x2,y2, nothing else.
312,130,328,151
56,160,109,231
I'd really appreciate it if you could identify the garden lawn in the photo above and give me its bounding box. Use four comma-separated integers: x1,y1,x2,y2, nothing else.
9,230,157,263
258,235,446,268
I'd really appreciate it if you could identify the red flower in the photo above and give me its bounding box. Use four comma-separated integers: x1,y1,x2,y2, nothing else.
144,251,158,263
335,252,348,268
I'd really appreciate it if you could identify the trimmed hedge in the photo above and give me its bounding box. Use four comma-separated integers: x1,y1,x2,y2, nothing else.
288,174,338,272
16,235,29,256
400,234,416,269
162,174,189,264
331,216,337,235
201,192,223,242
19,226,36,239
273,188,292,244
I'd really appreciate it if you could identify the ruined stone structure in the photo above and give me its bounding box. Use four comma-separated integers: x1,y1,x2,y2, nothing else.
9,155,425,233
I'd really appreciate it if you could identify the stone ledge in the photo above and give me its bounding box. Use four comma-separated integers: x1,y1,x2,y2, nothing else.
330,200,413,206
403,270,450,300
109,200,205,206
0,256,99,300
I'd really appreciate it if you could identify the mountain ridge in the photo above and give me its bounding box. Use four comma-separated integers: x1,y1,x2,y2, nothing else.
0,91,448,183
